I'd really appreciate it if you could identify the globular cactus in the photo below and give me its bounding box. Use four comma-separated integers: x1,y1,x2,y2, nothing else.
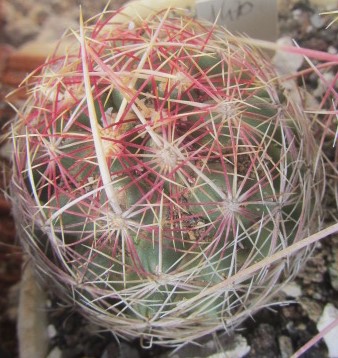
10,8,324,346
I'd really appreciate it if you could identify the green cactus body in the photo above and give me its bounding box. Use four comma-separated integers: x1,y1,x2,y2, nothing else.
10,8,324,346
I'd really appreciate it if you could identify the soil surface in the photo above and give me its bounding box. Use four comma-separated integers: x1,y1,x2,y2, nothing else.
0,1,337,357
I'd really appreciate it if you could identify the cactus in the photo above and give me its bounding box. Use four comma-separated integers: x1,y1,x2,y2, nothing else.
10,8,324,346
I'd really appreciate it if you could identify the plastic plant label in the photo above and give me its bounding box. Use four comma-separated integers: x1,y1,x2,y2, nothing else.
195,0,277,41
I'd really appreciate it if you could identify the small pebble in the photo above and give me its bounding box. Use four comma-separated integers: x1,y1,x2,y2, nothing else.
47,324,57,339
327,45,338,55
310,13,325,29
159,334,250,358
313,72,336,98
317,303,338,358
282,282,302,298
46,347,62,358
272,37,304,74
278,335,294,358
101,342,139,358
300,297,323,322
247,324,278,357
297,323,307,331
292,9,304,21
329,243,338,291
128,21,135,30
45,299,52,309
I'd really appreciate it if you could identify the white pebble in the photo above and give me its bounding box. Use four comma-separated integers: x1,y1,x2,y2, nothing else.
128,21,135,30
272,37,304,74
281,282,302,298
46,347,62,358
209,335,250,358
292,9,303,21
317,303,338,358
328,46,337,55
47,324,57,338
313,72,336,98
310,13,325,29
